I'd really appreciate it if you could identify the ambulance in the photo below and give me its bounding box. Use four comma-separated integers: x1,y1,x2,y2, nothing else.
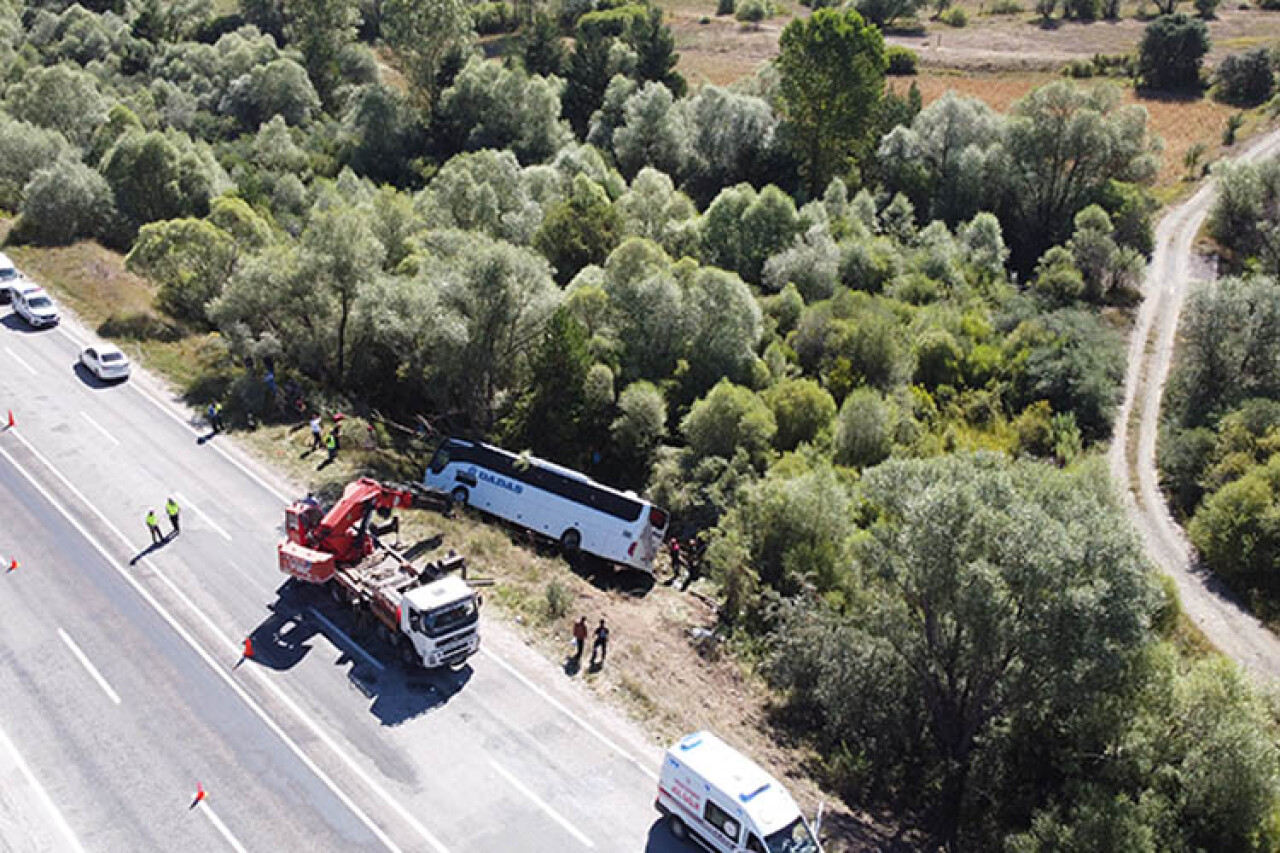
656,731,823,853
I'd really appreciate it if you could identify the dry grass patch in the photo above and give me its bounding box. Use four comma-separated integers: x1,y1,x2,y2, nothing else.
4,238,154,326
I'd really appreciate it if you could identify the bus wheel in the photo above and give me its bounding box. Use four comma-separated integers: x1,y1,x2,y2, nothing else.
560,529,581,552
451,487,469,506
667,815,687,840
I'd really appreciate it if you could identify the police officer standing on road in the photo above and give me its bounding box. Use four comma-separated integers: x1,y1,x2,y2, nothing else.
146,509,163,544
166,497,180,537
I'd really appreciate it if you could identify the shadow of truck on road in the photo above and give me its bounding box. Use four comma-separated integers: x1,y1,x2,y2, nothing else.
250,577,472,727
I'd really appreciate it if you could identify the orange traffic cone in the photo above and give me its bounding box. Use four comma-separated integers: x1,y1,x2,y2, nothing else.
242,636,254,659
194,782,206,804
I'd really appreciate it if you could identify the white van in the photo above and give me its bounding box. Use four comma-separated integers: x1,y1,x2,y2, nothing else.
0,252,18,302
656,731,822,853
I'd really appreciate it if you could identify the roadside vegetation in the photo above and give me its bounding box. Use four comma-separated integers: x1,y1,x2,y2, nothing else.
1161,156,1280,626
3,0,1280,846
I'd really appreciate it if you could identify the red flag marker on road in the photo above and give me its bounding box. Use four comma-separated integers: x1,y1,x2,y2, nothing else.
6,558,16,572
5,410,13,428
194,782,206,804
242,636,254,659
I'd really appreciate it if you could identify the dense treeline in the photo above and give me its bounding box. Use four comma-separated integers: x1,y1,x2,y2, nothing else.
2,0,1278,845
1162,156,1280,618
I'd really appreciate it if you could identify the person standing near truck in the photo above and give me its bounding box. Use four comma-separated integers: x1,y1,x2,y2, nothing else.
166,497,180,537
309,414,322,451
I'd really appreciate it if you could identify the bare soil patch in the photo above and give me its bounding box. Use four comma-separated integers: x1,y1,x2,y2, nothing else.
669,0,1280,79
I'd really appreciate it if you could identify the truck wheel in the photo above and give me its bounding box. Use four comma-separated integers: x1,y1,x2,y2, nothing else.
668,815,687,840
451,486,469,506
560,528,581,553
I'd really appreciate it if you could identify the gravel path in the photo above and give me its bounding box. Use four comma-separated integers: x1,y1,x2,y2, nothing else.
1109,126,1280,683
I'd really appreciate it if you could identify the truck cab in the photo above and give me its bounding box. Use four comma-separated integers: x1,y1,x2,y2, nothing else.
402,575,481,668
657,731,822,853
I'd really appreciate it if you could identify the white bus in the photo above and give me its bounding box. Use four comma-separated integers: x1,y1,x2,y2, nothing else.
423,437,669,573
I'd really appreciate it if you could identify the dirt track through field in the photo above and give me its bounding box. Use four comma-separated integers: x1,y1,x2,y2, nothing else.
1109,125,1280,683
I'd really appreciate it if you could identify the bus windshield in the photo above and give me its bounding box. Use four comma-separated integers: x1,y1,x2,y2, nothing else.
765,819,819,853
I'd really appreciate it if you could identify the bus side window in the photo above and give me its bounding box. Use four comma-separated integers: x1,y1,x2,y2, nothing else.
429,449,450,474
457,470,477,487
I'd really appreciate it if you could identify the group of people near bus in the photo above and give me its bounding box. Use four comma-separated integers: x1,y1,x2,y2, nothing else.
664,534,704,591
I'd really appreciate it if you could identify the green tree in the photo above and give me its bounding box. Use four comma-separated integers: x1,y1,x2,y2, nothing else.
519,11,567,77
100,131,222,240
436,56,571,163
432,236,561,425
534,174,622,284
127,219,238,324
1003,82,1159,269
856,0,925,26
221,58,320,130
3,64,108,149
298,205,386,383
286,0,360,105
833,385,894,468
776,8,886,197
613,82,686,178
339,83,423,187
0,115,73,211
16,160,114,247
682,380,777,467
563,29,612,137
1138,13,1210,93
1215,48,1275,107
626,5,686,97
611,380,667,478
513,307,592,462
382,0,473,112
770,454,1160,848
763,378,837,451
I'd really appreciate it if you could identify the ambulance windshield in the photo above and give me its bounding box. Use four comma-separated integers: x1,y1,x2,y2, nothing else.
765,818,819,853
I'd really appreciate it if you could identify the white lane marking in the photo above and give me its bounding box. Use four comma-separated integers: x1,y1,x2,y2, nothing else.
0,719,88,853
58,322,655,789
58,629,122,705
79,411,121,447
128,379,294,502
307,608,386,672
198,801,250,853
1,433,450,853
5,347,37,376
489,760,595,849
480,649,658,782
173,491,232,542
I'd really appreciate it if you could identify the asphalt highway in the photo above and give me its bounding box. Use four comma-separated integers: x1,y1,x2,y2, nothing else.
0,308,684,852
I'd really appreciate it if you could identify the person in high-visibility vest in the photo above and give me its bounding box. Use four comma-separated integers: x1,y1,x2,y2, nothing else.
146,510,162,544
166,497,180,537
325,430,338,462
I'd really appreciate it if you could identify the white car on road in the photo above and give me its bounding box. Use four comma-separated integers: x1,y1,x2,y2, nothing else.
12,286,59,327
80,344,131,381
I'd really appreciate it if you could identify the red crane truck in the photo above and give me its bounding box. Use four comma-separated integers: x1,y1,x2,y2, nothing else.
278,477,482,669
